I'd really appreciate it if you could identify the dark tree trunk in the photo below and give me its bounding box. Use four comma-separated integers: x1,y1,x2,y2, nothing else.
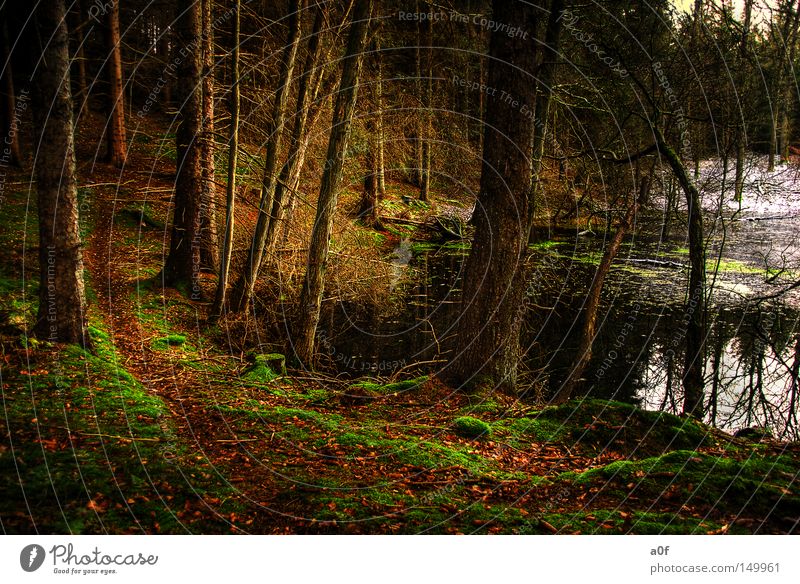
554,189,641,404
654,128,706,417
293,0,373,366
1,19,21,167
444,0,543,392
28,0,89,345
230,0,303,312
200,0,219,272
528,0,564,241
212,0,240,317
160,0,204,297
104,0,127,166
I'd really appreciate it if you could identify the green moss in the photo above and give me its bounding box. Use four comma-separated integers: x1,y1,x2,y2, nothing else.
153,334,187,348
453,416,492,439
242,353,286,383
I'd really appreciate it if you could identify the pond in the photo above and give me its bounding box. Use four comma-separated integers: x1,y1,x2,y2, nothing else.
318,158,800,439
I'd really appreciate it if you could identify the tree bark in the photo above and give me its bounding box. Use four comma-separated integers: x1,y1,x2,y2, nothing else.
554,185,641,404
444,0,542,392
262,3,325,261
28,0,89,345
231,0,303,312
419,13,433,202
212,0,240,317
200,0,219,273
104,0,127,166
1,19,21,167
293,0,373,366
654,128,706,417
528,0,564,242
160,0,204,297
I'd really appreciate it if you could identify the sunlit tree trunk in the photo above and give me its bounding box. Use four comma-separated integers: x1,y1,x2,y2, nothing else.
262,3,325,260
293,0,373,365
29,0,89,345
104,0,127,166
212,0,240,317
231,0,303,312
200,0,219,272
419,14,432,202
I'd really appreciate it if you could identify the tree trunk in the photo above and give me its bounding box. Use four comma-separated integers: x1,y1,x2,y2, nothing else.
212,0,240,317
28,0,89,345
104,0,127,166
654,128,706,417
734,129,745,204
230,0,303,312
160,0,204,297
261,3,325,261
293,0,373,366
375,31,386,198
1,19,21,167
444,0,543,392
73,0,88,105
419,14,433,202
554,187,641,404
528,0,564,242
200,0,219,273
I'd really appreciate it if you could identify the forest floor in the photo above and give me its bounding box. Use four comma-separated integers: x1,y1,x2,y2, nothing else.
1,116,799,534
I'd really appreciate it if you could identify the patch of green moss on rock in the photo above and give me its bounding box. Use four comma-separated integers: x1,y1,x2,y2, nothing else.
453,416,492,439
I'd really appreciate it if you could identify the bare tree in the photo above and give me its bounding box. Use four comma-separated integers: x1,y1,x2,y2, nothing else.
293,0,373,365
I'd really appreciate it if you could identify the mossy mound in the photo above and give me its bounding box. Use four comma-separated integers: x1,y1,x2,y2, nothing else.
152,334,187,348
497,399,711,456
242,353,286,383
453,416,492,439
565,449,800,523
341,376,429,404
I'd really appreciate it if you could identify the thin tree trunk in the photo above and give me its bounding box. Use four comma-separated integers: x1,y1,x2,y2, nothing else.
1,19,20,167
231,0,303,312
212,0,240,317
375,30,386,198
104,0,127,166
262,3,325,261
160,0,204,296
444,0,544,392
29,0,89,345
200,0,219,272
654,128,707,417
554,187,641,404
734,130,745,203
293,0,373,366
420,13,433,202
527,0,564,243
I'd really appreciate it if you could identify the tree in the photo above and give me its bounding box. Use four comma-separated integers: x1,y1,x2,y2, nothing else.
200,0,219,272
293,0,373,365
1,17,21,167
230,0,304,312
212,0,240,316
27,0,89,345
444,0,546,392
160,0,204,296
104,0,127,166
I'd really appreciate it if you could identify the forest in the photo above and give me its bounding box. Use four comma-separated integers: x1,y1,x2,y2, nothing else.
0,0,798,535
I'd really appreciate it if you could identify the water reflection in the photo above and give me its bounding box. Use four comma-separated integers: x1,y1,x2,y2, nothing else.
322,239,800,439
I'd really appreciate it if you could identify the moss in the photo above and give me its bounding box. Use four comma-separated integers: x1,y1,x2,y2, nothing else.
153,334,187,348
242,353,286,383
346,375,429,396
453,416,492,439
